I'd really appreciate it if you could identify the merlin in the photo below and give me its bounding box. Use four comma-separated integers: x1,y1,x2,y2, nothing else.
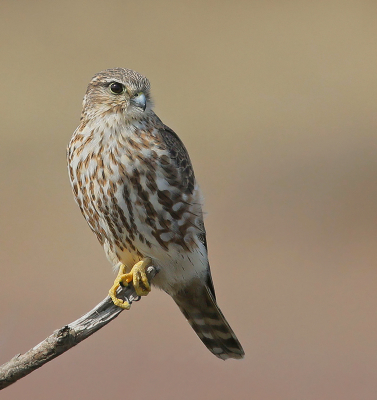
67,68,244,360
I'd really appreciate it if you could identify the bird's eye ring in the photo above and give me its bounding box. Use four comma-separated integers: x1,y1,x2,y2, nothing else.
109,82,125,95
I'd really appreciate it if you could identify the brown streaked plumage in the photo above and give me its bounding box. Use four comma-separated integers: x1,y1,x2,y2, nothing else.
67,68,244,360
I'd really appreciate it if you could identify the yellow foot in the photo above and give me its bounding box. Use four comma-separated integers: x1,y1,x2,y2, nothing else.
108,258,152,309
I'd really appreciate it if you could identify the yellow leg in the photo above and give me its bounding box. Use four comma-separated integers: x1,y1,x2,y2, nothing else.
108,258,152,309
109,264,131,309
130,258,152,296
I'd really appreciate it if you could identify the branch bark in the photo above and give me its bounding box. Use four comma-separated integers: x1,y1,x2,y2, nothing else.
0,266,158,390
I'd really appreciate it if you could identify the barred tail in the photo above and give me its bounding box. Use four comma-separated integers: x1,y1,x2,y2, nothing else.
172,282,245,360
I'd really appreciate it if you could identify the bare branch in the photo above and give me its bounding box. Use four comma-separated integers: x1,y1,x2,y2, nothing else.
0,266,158,390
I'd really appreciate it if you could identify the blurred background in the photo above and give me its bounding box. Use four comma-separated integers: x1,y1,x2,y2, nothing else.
0,1,376,399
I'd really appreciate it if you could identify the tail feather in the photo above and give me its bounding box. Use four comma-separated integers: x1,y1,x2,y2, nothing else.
173,282,245,360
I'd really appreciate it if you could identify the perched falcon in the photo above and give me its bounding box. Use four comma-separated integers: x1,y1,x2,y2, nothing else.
67,68,244,360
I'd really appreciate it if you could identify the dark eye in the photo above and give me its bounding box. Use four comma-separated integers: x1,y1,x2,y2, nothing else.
109,82,124,94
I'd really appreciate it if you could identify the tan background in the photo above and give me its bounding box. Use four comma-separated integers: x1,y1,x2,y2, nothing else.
0,1,376,399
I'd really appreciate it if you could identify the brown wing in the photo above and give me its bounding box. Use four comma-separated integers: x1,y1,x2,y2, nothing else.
159,125,195,195
197,218,216,300
159,124,216,299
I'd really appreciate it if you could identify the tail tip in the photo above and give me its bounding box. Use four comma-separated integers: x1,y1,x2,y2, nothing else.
213,347,245,361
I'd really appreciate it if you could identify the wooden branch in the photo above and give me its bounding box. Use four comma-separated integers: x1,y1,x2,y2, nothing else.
0,266,158,390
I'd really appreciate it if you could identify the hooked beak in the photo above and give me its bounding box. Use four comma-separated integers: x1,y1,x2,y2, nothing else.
131,92,147,111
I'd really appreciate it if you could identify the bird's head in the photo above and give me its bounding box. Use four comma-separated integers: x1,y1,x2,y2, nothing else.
81,68,153,123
